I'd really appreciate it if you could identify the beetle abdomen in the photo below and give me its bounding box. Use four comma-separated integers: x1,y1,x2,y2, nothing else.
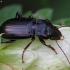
1,18,34,39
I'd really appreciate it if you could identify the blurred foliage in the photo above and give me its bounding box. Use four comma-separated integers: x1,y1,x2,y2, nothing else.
50,0,70,21
0,5,22,25
0,5,70,26
23,11,32,18
53,18,70,26
33,8,53,20
1,0,70,21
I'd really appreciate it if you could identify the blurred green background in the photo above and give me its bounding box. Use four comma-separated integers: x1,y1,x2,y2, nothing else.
0,0,70,25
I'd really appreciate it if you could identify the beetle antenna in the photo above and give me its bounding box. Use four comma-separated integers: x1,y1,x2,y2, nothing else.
55,40,70,64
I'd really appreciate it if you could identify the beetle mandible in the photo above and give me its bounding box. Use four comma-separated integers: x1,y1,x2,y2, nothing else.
0,11,70,64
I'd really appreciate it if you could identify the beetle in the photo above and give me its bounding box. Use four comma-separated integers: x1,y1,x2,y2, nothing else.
0,11,70,64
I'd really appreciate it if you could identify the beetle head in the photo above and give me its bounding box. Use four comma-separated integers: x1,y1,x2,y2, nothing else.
36,19,63,40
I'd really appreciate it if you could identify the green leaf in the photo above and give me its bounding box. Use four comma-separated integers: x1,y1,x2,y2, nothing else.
33,8,53,20
23,11,32,17
53,18,70,25
0,34,70,70
0,5,22,25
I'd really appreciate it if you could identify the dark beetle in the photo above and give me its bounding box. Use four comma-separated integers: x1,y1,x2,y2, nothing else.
0,12,62,40
0,11,69,64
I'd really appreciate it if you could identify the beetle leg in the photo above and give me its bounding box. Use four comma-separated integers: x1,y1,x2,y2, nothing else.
55,40,70,64
28,15,33,18
39,37,57,54
15,11,22,18
22,36,35,63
